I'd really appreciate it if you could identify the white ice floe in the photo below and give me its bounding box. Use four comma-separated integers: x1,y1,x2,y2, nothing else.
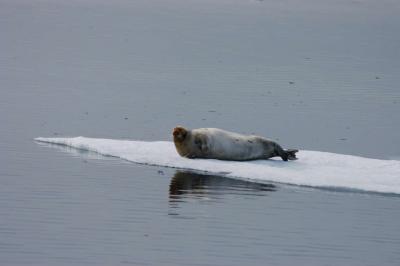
35,137,400,194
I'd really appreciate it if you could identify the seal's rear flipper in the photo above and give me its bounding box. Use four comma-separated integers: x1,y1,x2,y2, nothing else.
286,149,298,160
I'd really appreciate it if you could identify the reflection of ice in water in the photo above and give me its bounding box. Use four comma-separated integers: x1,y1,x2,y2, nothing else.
35,137,400,194
35,140,116,161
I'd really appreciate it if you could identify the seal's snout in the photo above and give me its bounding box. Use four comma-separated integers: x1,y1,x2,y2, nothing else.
172,128,180,137
173,126,187,142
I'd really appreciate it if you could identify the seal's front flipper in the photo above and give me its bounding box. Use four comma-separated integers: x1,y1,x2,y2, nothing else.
194,135,208,153
285,149,298,160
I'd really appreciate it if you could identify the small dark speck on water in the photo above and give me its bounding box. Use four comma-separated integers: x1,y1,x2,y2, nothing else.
202,118,206,121
216,171,231,175
289,81,295,85
124,117,128,120
208,110,217,113
157,170,164,175
375,76,380,79
85,111,89,115
340,138,347,141
53,132,59,136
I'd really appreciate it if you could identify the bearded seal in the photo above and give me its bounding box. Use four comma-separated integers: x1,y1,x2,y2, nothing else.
172,126,298,161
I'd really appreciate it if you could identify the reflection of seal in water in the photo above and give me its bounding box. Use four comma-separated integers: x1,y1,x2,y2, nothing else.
173,126,298,161
169,171,276,199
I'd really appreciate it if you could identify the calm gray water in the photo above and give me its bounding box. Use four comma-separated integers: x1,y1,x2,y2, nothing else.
1,0,400,265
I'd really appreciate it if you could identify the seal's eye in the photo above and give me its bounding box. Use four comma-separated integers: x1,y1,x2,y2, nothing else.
180,130,187,138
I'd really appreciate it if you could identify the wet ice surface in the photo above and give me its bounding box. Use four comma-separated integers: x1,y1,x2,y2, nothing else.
2,0,400,265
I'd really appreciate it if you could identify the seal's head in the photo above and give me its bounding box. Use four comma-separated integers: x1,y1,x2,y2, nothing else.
173,126,188,143
173,126,192,157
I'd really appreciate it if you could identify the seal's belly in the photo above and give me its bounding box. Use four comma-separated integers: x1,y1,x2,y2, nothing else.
206,133,265,161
